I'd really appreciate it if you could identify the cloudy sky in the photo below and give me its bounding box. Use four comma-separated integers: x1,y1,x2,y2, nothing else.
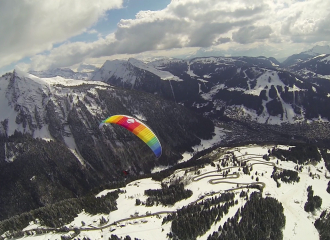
0,0,329,74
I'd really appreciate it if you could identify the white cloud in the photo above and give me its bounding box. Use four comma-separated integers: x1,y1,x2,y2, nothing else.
25,0,267,70
232,25,273,44
4,0,330,71
87,29,98,34
0,0,123,69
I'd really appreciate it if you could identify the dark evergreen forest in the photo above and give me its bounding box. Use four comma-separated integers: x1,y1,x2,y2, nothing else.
269,144,321,164
0,190,122,237
304,186,322,212
207,192,285,240
315,210,330,240
144,182,192,206
163,192,236,240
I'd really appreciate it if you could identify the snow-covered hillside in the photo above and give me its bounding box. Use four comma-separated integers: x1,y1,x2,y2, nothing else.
90,58,182,85
86,56,330,125
0,68,219,222
0,69,110,167
282,45,330,67
10,144,330,240
290,54,330,80
0,69,107,139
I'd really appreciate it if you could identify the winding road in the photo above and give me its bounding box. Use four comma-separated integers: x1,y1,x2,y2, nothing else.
20,153,277,237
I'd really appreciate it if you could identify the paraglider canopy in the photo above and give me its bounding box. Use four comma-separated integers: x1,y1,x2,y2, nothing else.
99,115,162,158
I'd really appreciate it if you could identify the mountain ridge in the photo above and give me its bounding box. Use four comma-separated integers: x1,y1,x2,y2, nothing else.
0,69,215,220
282,45,330,67
89,56,330,125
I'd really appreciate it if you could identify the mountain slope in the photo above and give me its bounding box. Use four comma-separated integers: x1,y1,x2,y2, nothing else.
282,45,330,67
0,70,215,220
90,56,330,125
290,54,330,78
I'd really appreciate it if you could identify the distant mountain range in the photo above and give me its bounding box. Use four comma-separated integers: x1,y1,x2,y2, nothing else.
1,45,330,222
28,46,330,126
282,45,330,67
29,68,92,80
87,54,330,125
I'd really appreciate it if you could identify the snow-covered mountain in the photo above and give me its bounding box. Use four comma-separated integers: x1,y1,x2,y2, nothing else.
90,58,183,89
89,56,330,125
282,45,330,67
29,68,92,80
0,69,215,220
289,54,330,79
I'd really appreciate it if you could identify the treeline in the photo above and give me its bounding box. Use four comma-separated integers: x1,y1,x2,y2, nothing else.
144,182,192,206
0,190,121,236
163,192,236,240
269,144,321,164
315,210,330,240
304,186,322,212
207,192,285,240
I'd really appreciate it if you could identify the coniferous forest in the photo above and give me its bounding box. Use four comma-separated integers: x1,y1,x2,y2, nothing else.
304,186,322,212
206,192,285,240
315,210,330,240
269,145,321,164
144,182,193,206
0,190,121,237
163,192,236,240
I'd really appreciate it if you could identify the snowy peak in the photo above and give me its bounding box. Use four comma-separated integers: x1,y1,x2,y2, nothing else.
128,58,182,81
90,59,136,85
0,70,50,136
90,58,183,86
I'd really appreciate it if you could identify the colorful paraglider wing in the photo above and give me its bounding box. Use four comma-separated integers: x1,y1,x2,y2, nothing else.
99,115,162,158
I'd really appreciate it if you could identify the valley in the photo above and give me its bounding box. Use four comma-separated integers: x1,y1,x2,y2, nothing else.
2,143,330,240
1,50,330,239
